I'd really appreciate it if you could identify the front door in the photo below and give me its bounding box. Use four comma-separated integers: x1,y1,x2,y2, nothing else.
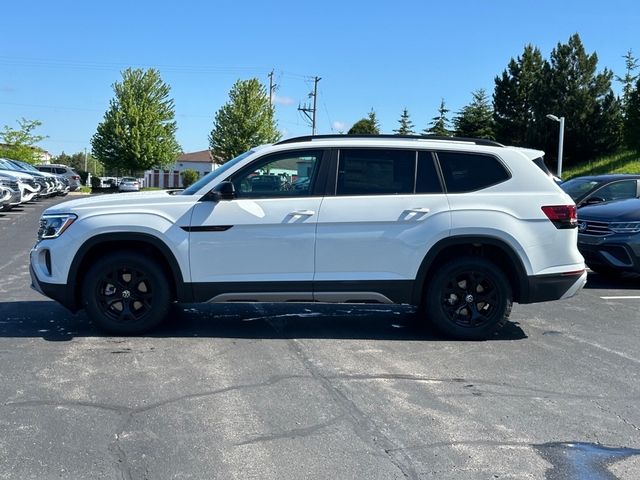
188,149,326,301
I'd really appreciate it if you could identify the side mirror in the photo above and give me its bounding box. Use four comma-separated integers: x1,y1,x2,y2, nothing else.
208,181,236,201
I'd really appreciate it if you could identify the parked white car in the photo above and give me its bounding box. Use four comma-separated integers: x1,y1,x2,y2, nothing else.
118,177,141,192
30,135,586,338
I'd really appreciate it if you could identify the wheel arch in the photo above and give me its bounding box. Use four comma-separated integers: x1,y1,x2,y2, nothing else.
412,235,529,305
68,232,192,311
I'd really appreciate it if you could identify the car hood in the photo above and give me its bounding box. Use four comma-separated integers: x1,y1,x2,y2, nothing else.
44,190,192,214
0,169,36,180
578,198,640,221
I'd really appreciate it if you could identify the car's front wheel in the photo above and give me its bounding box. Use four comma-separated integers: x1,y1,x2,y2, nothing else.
424,257,512,340
82,251,171,335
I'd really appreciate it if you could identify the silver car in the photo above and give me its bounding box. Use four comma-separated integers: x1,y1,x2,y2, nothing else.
36,164,82,191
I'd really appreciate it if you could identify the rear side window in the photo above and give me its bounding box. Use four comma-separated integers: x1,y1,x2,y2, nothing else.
337,149,415,195
416,152,443,193
437,151,510,193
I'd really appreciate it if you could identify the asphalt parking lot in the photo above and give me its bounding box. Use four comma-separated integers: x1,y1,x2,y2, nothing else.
1,196,639,479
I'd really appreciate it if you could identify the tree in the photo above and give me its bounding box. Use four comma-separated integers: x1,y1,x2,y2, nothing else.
493,44,546,146
454,89,495,139
181,168,199,188
209,78,280,162
424,99,452,136
625,78,640,153
616,49,639,110
348,109,381,135
91,68,181,174
53,151,103,176
393,108,415,135
0,118,48,163
543,34,622,163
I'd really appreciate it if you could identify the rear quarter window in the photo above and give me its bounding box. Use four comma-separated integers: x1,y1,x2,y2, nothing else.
437,151,510,193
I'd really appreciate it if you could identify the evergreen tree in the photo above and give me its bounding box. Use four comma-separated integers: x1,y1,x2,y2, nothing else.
493,44,546,146
91,68,181,174
615,49,639,110
393,108,415,135
544,34,622,163
209,78,281,162
424,99,452,136
453,89,495,139
348,109,381,134
625,78,640,153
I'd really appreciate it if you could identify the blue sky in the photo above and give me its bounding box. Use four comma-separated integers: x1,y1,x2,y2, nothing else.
1,0,639,156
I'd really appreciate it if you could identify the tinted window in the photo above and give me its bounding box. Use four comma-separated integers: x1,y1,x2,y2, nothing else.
590,180,638,202
231,150,322,198
337,149,415,195
437,152,510,193
54,168,66,174
38,166,52,173
416,152,443,193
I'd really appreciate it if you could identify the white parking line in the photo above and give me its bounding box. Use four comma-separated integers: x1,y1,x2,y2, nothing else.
600,296,640,300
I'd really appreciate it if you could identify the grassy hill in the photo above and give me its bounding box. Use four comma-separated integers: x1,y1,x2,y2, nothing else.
561,150,640,180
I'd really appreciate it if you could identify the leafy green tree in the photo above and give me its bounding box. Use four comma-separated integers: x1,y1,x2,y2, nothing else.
393,108,415,135
493,44,546,146
367,109,381,132
209,78,280,162
543,34,622,163
0,118,48,163
53,151,103,176
424,99,452,136
454,89,495,139
91,68,181,174
625,78,640,153
347,119,379,134
181,168,199,188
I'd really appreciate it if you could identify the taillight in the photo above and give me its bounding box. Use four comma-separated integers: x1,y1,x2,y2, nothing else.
541,205,577,229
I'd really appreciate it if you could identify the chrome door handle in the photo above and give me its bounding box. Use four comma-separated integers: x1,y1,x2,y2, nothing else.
406,207,430,214
290,210,315,216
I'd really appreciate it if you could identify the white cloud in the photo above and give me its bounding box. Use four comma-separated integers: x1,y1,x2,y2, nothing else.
332,121,347,132
272,94,295,106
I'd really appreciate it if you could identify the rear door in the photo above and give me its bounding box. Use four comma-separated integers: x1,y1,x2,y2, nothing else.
313,148,451,303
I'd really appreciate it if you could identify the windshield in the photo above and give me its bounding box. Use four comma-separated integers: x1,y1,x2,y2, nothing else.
560,178,599,201
0,159,19,171
181,149,256,195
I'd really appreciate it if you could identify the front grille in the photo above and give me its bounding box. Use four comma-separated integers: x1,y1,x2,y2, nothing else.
579,220,612,236
0,180,19,190
24,178,37,188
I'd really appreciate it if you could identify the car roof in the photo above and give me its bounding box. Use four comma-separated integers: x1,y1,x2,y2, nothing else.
566,174,640,182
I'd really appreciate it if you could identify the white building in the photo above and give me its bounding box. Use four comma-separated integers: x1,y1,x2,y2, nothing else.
144,150,220,188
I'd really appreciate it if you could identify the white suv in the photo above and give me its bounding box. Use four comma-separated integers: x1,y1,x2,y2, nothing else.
30,135,586,339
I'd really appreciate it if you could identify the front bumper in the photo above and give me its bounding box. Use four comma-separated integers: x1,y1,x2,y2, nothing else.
578,233,640,273
30,253,79,312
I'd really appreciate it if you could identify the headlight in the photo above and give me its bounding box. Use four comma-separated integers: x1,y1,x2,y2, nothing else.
609,222,640,234
38,214,77,240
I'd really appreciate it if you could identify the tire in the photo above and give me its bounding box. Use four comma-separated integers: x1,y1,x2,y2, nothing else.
82,251,171,335
424,257,512,340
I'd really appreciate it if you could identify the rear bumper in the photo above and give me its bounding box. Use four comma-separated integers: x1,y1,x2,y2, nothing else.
520,270,587,304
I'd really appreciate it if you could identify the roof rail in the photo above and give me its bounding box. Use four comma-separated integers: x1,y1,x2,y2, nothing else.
275,134,504,148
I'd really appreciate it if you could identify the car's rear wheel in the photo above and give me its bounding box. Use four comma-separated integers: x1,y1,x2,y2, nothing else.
424,257,512,340
82,251,171,335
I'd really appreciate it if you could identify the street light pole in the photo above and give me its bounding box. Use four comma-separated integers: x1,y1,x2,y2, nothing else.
546,114,565,178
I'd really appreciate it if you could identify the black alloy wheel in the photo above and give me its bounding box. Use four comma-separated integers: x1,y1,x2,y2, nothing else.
426,257,512,340
82,251,171,335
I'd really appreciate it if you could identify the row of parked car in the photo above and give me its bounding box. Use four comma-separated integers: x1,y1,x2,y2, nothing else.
0,159,81,211
559,174,640,276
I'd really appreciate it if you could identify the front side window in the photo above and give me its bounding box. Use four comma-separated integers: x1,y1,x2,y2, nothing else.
230,150,322,198
337,149,415,195
437,151,510,193
588,180,638,203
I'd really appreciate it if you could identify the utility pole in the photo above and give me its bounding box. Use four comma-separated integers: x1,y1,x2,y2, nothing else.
84,147,88,172
298,76,321,135
268,70,277,108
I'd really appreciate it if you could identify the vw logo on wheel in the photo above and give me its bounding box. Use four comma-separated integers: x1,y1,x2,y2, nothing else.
578,221,587,232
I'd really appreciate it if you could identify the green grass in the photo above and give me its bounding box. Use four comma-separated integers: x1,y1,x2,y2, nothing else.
562,150,640,179
77,186,92,193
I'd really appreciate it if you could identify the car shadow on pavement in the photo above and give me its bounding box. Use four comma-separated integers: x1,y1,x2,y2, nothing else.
584,271,640,290
0,301,528,342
